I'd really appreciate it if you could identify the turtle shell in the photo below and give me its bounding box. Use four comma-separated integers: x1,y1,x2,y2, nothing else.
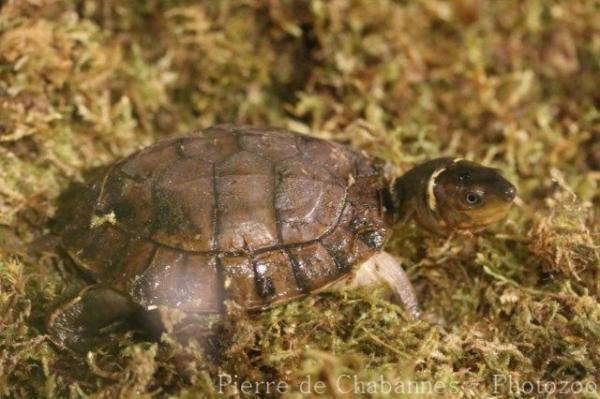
60,125,390,313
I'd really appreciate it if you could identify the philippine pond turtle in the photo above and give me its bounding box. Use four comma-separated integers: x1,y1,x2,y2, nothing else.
48,125,517,351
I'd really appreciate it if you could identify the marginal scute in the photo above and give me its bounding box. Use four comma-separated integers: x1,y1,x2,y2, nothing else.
287,242,341,291
220,256,263,308
359,230,386,250
131,247,186,308
252,250,303,302
320,202,376,273
179,254,222,312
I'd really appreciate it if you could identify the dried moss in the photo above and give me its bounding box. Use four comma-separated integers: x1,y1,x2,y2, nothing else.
1,0,599,397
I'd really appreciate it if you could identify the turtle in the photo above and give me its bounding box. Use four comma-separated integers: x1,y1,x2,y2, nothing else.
47,124,517,351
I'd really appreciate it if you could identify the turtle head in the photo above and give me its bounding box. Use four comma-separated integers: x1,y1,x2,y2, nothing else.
392,157,516,235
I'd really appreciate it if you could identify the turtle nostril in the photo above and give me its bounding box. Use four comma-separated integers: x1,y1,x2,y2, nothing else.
504,185,517,201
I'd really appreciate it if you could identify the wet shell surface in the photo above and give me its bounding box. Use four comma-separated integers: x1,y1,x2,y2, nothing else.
60,125,389,313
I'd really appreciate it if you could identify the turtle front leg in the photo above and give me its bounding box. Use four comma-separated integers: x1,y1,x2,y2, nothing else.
336,252,421,319
47,285,139,352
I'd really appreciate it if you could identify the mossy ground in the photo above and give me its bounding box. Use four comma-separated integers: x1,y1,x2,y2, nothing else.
0,0,599,397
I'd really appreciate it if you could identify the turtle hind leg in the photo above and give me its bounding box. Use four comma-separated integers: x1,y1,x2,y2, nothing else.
47,285,140,352
333,252,421,319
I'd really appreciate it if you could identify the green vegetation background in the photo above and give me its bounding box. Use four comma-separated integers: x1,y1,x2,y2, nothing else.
0,0,598,397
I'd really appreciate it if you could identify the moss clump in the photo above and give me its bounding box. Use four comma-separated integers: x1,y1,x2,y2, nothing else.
1,0,598,397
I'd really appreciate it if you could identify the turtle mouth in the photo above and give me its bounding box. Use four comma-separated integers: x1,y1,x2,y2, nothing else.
456,201,514,229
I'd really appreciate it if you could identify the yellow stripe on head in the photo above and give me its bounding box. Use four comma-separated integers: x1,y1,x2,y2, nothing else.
427,158,462,211
427,167,445,211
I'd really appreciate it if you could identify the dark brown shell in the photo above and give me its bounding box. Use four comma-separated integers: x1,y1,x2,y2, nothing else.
60,125,389,313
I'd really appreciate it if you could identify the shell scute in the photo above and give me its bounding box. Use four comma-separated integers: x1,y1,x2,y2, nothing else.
298,137,358,182
61,126,388,312
152,158,215,251
287,242,341,291
64,224,129,280
96,174,154,236
238,132,299,161
113,238,156,292
273,156,347,245
252,250,303,302
130,248,222,311
120,141,179,181
220,256,263,308
214,151,278,251
178,134,238,162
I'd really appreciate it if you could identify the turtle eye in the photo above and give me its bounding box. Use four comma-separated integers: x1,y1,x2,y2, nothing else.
465,192,482,205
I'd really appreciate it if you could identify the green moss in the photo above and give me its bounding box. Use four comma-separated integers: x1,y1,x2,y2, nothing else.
0,0,598,397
